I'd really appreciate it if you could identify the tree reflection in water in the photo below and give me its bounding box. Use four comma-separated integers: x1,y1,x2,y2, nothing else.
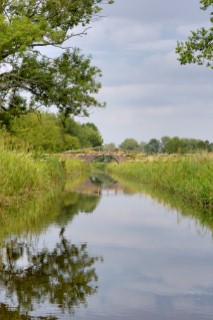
0,303,57,319
0,230,101,318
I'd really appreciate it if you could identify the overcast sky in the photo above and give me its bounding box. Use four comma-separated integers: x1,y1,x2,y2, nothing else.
72,0,212,145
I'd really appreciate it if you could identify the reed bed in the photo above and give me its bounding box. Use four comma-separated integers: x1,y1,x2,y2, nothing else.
0,146,64,208
63,158,90,191
108,154,213,210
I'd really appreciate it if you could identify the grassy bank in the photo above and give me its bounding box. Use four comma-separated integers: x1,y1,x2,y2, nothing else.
108,154,213,210
0,146,64,209
64,158,90,191
0,158,90,239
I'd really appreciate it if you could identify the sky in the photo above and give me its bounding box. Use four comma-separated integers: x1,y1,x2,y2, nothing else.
64,0,212,145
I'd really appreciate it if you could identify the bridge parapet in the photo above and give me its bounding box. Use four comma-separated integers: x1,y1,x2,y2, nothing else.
62,152,127,164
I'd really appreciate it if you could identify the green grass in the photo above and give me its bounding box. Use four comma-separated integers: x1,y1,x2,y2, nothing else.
0,145,64,209
0,159,90,240
65,158,90,176
108,154,213,210
63,158,90,191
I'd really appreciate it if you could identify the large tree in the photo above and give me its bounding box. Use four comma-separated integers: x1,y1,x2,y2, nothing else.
0,0,113,123
176,0,213,68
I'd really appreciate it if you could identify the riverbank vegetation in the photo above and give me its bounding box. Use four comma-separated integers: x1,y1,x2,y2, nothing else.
0,110,101,210
64,158,90,190
108,154,213,210
0,141,64,209
1,112,103,152
0,123,92,209
0,147,91,240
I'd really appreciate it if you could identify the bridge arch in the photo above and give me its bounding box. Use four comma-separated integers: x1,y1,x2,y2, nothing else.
91,154,120,164
72,153,123,164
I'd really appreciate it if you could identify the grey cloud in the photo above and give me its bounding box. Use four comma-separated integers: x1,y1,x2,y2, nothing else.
68,0,213,143
105,0,206,24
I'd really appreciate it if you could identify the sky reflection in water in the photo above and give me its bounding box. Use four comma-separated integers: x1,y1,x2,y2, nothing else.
0,173,213,319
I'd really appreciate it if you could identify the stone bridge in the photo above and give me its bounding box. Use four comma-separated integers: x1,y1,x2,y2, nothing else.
61,152,128,164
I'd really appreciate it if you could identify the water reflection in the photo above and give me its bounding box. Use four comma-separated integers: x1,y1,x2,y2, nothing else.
0,303,57,319
56,192,101,226
74,173,118,196
108,173,213,235
1,170,213,319
0,230,101,318
0,175,104,318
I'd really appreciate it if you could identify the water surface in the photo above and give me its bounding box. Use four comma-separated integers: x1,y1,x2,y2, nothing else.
0,173,213,319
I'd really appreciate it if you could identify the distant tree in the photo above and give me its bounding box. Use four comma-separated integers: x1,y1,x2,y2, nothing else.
162,137,184,154
145,138,160,154
161,136,170,153
104,143,117,151
161,136,213,154
119,138,140,151
176,0,213,69
196,139,213,151
139,141,147,153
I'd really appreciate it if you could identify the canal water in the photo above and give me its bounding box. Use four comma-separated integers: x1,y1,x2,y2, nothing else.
0,172,213,319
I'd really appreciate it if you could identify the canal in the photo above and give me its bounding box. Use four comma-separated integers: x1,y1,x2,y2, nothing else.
0,172,213,319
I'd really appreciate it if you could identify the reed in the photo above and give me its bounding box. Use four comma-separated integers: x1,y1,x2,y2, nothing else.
63,158,90,191
108,154,213,210
0,145,64,208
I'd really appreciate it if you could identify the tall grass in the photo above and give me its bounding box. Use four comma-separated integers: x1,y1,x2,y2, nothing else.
63,158,90,191
65,158,90,177
0,143,64,208
108,154,213,210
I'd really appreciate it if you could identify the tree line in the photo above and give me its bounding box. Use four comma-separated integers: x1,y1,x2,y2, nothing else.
105,137,213,154
1,112,103,152
0,0,212,154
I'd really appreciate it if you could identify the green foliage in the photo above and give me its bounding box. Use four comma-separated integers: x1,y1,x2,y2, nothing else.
0,145,64,208
176,0,213,68
0,0,113,117
10,112,64,152
0,159,92,238
64,117,103,149
80,123,103,147
119,138,140,151
161,136,213,154
108,154,213,209
145,138,161,154
1,112,103,152
65,159,90,180
64,134,81,150
118,136,212,154
103,142,117,151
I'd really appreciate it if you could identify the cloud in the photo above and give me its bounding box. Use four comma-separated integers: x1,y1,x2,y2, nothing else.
105,0,206,24
67,0,213,143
